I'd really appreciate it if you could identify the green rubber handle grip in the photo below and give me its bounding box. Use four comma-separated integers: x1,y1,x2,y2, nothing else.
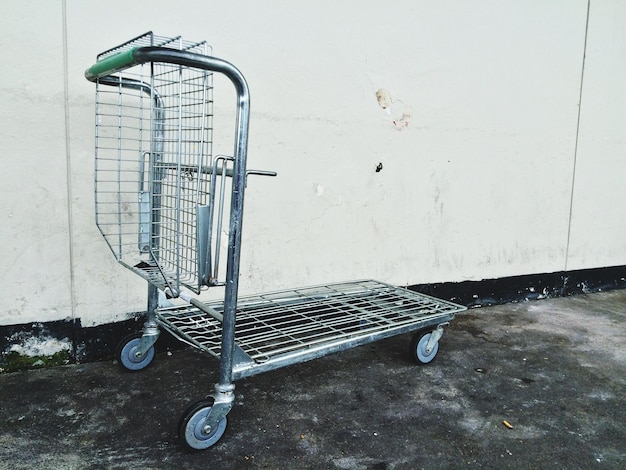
85,47,138,81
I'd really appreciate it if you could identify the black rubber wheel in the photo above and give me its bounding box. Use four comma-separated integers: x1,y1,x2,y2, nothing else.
116,333,155,371
410,331,439,364
178,399,228,451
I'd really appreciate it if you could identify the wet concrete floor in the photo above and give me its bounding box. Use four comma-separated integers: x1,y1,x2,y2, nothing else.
1,290,625,469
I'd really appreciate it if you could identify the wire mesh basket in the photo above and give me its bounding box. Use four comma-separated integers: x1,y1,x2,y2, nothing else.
93,32,230,295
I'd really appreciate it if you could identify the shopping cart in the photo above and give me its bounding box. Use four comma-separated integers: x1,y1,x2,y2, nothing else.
85,32,466,450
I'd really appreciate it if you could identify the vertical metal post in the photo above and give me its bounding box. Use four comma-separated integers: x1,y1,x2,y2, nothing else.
136,282,160,357
127,47,252,395
217,66,250,389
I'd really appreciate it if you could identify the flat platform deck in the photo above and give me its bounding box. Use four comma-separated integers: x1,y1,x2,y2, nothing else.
157,280,466,378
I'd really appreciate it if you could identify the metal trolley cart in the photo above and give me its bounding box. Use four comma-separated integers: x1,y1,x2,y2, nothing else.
85,32,466,450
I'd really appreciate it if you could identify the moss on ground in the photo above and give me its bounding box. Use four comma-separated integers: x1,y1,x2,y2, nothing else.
1,350,71,373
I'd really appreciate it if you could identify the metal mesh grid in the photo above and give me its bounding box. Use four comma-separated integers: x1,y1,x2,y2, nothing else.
157,280,465,367
93,34,221,294
96,31,210,60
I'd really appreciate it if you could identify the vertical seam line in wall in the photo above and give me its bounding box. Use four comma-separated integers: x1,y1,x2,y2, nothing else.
564,0,591,272
61,0,78,352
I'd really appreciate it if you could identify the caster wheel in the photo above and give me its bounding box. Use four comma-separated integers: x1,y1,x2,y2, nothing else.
179,399,227,451
116,333,155,371
411,331,439,364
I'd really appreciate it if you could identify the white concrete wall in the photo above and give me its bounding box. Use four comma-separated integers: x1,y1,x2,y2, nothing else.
567,0,626,270
1,0,624,327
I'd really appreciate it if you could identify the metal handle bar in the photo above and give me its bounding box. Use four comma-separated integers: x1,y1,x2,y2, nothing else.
86,47,251,387
247,170,277,178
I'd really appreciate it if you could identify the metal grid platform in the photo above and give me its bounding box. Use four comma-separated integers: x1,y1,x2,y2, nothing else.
157,280,466,378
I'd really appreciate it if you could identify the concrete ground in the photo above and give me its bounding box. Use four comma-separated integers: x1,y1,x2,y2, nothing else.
0,290,624,469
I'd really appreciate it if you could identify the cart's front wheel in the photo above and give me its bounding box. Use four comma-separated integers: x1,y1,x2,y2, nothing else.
411,331,439,364
179,399,227,451
117,334,155,371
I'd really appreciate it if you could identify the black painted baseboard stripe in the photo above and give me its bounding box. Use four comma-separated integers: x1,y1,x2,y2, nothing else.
408,265,626,307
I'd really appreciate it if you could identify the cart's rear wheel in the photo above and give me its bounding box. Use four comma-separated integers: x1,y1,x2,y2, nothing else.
411,331,439,364
179,399,227,451
116,334,155,371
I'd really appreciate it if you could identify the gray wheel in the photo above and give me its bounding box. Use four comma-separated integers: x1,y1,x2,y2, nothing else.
179,399,227,451
117,334,155,371
411,331,439,364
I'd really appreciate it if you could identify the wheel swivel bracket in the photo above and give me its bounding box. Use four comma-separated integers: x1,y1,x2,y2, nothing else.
202,384,235,434
426,322,449,353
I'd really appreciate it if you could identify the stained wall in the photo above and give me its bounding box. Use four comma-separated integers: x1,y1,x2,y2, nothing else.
1,0,623,331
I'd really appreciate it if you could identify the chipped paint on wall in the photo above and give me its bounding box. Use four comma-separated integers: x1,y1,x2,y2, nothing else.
313,184,325,197
375,88,413,130
375,88,393,109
